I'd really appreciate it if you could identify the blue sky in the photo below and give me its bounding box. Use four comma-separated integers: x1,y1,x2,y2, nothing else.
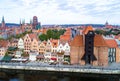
0,0,120,25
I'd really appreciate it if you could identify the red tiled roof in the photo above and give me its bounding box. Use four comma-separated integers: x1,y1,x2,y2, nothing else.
94,35,108,47
70,35,83,46
0,40,9,47
105,39,118,48
60,35,71,41
82,26,93,34
28,33,37,39
64,28,71,35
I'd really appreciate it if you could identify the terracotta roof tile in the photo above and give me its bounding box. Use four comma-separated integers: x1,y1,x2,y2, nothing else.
64,28,71,35
105,39,118,48
60,35,71,41
94,35,108,47
82,26,93,34
70,35,83,46
28,33,37,39
0,40,9,47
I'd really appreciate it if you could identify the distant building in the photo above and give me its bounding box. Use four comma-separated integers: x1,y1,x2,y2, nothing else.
33,16,38,29
1,16,5,28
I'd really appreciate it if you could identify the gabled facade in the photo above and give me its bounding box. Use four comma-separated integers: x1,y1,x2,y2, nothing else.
10,39,18,47
51,39,59,53
0,47,6,58
24,34,31,53
57,44,64,53
31,38,39,52
18,38,24,49
63,42,70,53
45,40,52,52
39,42,46,54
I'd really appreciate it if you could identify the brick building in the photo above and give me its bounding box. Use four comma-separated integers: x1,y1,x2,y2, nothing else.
70,26,120,66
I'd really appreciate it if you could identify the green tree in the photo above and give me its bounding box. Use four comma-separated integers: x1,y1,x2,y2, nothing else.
47,29,53,39
39,29,66,41
39,34,48,41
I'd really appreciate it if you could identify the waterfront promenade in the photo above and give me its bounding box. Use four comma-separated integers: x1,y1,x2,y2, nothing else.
0,62,120,74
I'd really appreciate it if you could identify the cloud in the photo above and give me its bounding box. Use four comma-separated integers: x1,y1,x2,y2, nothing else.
0,0,120,24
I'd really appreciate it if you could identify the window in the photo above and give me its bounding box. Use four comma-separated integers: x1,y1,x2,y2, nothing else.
108,48,116,64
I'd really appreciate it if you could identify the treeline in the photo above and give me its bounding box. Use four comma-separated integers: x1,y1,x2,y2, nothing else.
39,29,66,41
94,29,120,36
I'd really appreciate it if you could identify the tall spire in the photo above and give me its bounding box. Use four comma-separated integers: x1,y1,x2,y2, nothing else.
22,19,25,25
30,19,32,24
1,16,5,28
105,21,108,26
2,16,5,23
19,19,23,27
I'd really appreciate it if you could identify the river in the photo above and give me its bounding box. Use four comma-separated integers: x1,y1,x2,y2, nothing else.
0,71,118,81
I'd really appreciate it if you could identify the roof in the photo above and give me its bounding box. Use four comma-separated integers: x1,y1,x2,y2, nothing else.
105,39,118,48
64,28,71,35
70,35,83,47
82,26,93,34
28,33,37,39
0,40,9,47
60,35,71,42
94,35,108,47
2,56,12,62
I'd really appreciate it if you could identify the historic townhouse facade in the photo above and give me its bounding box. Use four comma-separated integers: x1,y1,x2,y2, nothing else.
0,47,6,58
45,40,52,53
18,38,24,49
51,39,59,53
31,38,39,52
23,34,32,54
57,44,64,53
39,42,46,54
10,39,18,47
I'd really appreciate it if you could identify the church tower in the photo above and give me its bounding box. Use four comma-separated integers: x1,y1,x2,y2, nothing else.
33,16,38,29
1,16,5,28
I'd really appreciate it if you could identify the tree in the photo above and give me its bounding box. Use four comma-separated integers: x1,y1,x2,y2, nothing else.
39,34,48,41
47,29,53,39
39,29,66,41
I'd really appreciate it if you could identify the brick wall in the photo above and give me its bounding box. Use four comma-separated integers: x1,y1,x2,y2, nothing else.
70,46,79,64
98,47,108,66
116,48,120,63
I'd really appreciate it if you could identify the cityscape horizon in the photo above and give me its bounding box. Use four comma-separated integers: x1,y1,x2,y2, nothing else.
0,16,120,26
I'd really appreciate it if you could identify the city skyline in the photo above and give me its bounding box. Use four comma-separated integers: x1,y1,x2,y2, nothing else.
0,0,120,25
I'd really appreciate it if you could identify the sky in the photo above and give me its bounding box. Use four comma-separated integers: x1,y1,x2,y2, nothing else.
0,0,120,25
